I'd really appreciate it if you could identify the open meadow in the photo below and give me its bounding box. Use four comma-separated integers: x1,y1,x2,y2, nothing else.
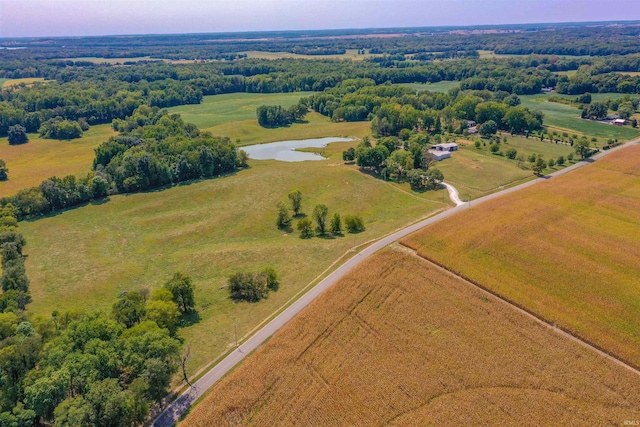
169,93,371,145
1,77,45,87
182,249,640,426
168,92,314,130
399,81,461,93
20,145,446,375
432,144,532,199
403,145,640,367
0,124,116,197
520,94,640,140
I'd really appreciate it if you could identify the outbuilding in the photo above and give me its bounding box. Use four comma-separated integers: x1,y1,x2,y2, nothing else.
613,119,627,126
428,150,451,161
431,142,459,152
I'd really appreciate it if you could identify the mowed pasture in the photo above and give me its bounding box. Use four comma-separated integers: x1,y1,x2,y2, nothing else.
1,77,45,87
169,93,371,146
183,249,640,426
434,146,531,199
520,94,640,140
168,92,313,129
20,147,445,374
403,145,640,367
0,124,116,197
399,81,460,93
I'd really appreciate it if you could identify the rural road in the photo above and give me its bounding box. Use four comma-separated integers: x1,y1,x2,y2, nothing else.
152,137,640,427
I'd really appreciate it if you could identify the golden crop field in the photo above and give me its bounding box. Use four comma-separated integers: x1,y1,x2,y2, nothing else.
0,124,116,197
403,145,640,368
182,249,640,426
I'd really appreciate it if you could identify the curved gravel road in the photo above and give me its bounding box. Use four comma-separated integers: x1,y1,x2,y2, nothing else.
152,137,639,427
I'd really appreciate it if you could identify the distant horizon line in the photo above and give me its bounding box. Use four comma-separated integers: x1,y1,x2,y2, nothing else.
2,19,640,41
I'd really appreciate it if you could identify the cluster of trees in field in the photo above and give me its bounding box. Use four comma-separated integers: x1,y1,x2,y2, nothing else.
0,106,243,219
350,136,445,191
276,190,365,238
256,104,307,128
228,268,279,303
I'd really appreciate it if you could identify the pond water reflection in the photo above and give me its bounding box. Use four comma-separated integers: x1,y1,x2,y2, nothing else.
242,137,353,162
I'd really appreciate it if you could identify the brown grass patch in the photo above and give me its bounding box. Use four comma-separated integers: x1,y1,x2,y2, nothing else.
403,145,640,368
182,250,640,426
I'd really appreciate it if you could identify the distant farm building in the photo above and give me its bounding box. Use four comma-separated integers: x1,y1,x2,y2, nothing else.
432,143,459,152
613,118,627,126
542,86,556,93
467,126,478,134
429,142,458,161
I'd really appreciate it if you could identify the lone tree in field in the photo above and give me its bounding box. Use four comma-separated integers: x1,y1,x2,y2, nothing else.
297,218,314,239
164,272,196,314
276,201,291,230
0,160,8,181
330,213,342,236
313,204,329,236
574,138,591,159
288,190,303,216
228,268,280,302
532,156,547,176
8,125,28,145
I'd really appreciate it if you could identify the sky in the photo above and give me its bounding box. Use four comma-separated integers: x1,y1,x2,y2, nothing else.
1,0,640,38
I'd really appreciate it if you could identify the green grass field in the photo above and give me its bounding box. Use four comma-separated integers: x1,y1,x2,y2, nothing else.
170,93,371,146
434,145,531,199
520,94,640,140
0,124,116,197
21,145,446,376
0,79,8,87
399,81,460,93
168,92,314,129
465,134,575,165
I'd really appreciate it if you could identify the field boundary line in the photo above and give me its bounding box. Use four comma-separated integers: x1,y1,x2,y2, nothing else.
396,243,640,376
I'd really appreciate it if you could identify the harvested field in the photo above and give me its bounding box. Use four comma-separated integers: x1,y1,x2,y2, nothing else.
403,145,640,368
182,249,640,426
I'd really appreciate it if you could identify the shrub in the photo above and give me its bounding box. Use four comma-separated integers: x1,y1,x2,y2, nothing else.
344,215,365,233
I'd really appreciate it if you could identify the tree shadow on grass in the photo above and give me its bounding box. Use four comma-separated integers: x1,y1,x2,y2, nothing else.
178,310,201,328
293,213,307,219
90,197,110,206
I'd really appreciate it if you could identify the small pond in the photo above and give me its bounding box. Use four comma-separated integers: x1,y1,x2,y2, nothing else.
242,137,353,162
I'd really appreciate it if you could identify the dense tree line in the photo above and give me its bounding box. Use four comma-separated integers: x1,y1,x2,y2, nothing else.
304,79,543,137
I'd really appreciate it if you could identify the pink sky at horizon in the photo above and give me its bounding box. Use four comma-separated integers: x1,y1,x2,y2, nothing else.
1,0,639,38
